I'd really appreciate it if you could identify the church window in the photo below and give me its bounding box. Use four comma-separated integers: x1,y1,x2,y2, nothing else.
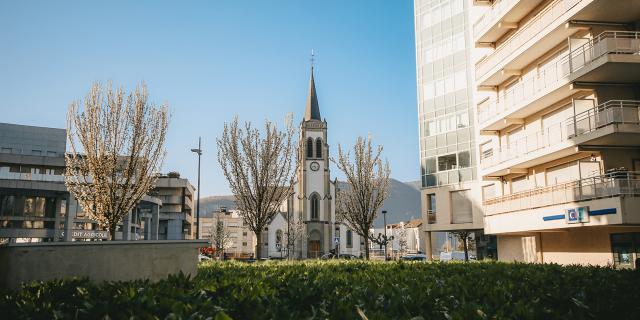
306,137,314,158
346,230,353,248
276,229,283,251
310,194,320,220
316,138,323,158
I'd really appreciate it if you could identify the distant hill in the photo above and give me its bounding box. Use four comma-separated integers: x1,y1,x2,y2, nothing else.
198,179,421,226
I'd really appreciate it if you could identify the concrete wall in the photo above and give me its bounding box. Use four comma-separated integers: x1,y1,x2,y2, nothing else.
0,240,208,290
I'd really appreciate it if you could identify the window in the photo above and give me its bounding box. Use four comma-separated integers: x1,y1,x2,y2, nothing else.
24,197,35,216
438,154,457,171
425,157,437,174
243,242,247,247
427,194,436,224
458,151,470,168
34,197,45,217
482,184,496,201
451,190,472,224
310,194,320,220
243,231,247,236
0,196,16,216
511,175,530,193
346,230,353,248
1,148,11,153
316,138,323,158
32,150,41,156
306,138,314,158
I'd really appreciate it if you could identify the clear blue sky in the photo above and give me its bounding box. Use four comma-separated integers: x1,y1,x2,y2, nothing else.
0,0,418,196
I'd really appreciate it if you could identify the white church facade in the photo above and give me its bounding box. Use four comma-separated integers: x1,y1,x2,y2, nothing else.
261,68,363,259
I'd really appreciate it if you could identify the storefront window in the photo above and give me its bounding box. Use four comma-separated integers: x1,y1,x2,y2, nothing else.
611,233,640,268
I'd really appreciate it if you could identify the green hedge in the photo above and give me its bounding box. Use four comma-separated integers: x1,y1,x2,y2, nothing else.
2,261,639,319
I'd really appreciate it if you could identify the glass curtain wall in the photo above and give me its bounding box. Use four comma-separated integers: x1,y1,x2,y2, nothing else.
416,0,476,188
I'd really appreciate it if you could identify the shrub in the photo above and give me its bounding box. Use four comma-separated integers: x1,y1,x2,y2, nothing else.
2,261,639,319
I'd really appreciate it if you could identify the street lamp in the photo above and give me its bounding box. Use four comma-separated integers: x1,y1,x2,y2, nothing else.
191,137,202,240
371,210,394,261
382,210,388,260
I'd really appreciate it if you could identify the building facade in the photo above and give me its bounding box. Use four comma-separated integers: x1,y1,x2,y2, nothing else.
0,122,193,243
153,173,195,240
414,0,496,260
471,0,640,267
262,67,362,259
200,208,255,258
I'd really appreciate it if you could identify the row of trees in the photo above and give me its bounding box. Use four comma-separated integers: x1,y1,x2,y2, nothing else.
63,82,393,261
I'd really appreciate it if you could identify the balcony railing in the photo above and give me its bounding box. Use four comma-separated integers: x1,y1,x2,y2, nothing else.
478,31,640,129
484,171,640,215
480,121,569,169
473,0,518,40
478,53,571,125
0,171,65,182
427,210,437,224
481,100,640,170
569,31,640,74
567,100,640,137
476,0,581,81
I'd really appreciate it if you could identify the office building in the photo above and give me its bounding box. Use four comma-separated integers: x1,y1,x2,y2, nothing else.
472,0,640,267
200,207,255,258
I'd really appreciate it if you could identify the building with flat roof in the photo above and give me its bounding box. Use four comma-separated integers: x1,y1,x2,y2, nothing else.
414,0,496,260
0,122,193,243
472,0,640,267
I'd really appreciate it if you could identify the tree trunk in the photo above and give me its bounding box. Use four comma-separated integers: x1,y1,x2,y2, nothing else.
463,237,469,262
109,223,117,241
364,236,370,260
255,230,262,259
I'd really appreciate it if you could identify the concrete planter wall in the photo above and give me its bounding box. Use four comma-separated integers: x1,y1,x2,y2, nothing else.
0,240,209,290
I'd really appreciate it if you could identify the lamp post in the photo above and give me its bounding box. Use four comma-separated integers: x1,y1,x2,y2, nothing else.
382,210,388,260
191,137,202,240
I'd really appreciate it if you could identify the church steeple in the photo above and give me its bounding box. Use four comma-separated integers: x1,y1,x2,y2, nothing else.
304,66,321,121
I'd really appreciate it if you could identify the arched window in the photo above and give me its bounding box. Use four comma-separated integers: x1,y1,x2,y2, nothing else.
310,194,320,220
346,230,353,248
275,229,283,251
315,138,323,158
306,137,314,158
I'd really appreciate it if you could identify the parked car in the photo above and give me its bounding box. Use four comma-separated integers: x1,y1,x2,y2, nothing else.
400,254,427,261
320,253,360,260
439,251,476,261
198,254,212,262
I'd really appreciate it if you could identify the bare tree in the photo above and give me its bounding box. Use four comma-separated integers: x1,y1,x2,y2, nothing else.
210,216,233,258
332,136,390,260
217,118,297,259
284,215,308,260
397,222,408,255
452,230,475,262
65,82,168,240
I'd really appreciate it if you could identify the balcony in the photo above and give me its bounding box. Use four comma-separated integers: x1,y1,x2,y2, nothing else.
478,31,640,132
567,100,640,145
474,0,545,44
484,171,640,216
427,210,436,224
477,52,583,131
569,31,640,83
480,100,640,177
475,0,585,87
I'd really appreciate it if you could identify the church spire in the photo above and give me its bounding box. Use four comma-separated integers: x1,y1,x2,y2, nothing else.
305,52,321,121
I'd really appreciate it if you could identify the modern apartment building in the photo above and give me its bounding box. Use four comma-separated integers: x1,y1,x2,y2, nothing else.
414,0,496,260
472,0,640,267
152,173,195,240
0,122,194,243
200,207,255,258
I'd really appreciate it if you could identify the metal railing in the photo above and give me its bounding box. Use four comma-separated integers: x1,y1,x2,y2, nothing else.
476,0,580,80
427,210,436,224
567,100,640,137
478,52,571,125
478,31,640,128
480,121,569,169
569,31,640,74
0,171,65,182
484,171,640,215
473,0,518,40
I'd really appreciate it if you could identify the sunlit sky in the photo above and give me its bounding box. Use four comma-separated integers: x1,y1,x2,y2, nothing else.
0,0,418,196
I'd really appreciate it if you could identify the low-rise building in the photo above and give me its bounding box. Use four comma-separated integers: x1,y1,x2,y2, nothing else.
200,207,255,258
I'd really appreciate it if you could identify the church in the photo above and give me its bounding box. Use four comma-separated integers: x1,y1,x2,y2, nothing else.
261,67,363,259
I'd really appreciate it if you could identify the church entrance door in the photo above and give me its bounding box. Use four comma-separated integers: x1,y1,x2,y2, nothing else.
308,241,321,258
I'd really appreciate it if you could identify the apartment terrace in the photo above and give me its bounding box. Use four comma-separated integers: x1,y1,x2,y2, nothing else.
484,171,640,216
474,0,545,44
480,100,640,177
478,31,640,132
475,0,585,87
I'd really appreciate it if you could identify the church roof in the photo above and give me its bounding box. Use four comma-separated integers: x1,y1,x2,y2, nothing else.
304,67,321,121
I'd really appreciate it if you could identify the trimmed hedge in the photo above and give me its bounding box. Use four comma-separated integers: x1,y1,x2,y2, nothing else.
2,261,640,319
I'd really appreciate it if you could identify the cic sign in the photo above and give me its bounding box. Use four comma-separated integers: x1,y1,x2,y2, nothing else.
61,230,109,239
566,207,590,224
